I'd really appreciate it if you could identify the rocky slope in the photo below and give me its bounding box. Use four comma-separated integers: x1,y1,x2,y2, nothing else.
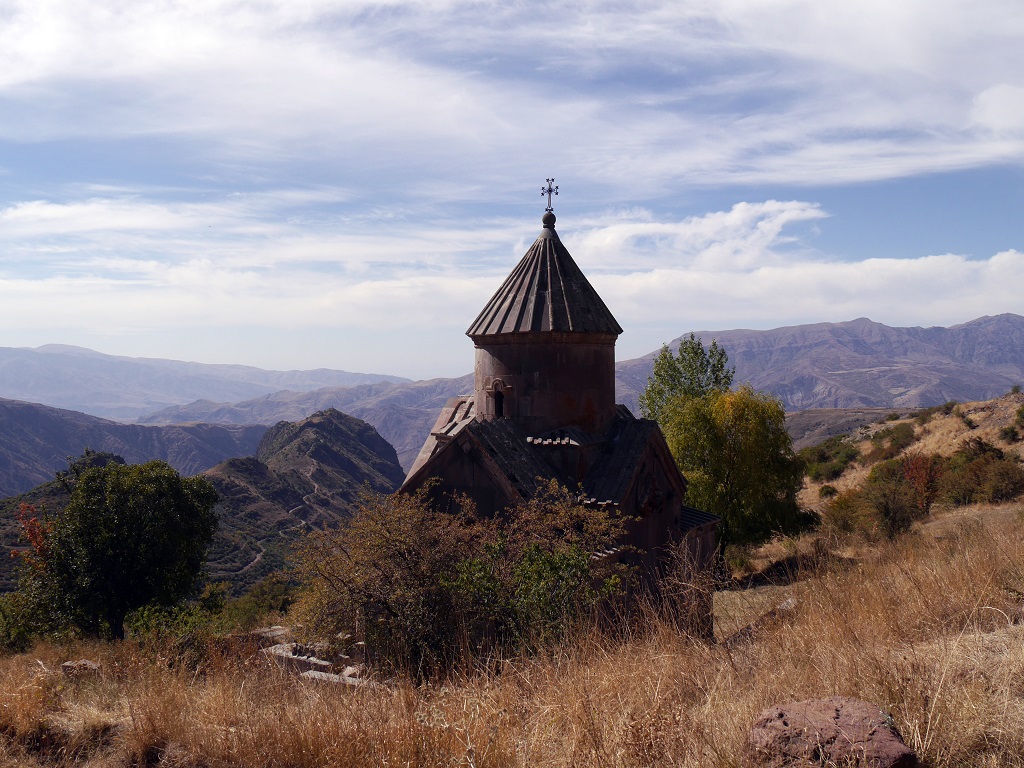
202,409,405,591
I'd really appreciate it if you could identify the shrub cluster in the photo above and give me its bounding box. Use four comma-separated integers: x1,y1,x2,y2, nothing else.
800,435,860,481
939,438,1024,507
293,482,629,678
822,439,1024,539
914,401,958,426
864,422,917,463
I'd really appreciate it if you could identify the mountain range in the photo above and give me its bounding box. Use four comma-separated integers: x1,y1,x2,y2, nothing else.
139,374,475,471
0,344,408,420
615,314,1024,414
0,397,267,497
2,315,1023,480
139,314,1024,470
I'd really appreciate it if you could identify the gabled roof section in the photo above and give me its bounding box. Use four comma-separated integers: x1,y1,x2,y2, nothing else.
467,214,623,338
464,419,565,499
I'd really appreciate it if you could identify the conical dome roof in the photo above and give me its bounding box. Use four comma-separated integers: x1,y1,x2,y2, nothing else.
467,213,623,338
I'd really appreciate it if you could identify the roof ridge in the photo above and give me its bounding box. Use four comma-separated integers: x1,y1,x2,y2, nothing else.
466,223,622,338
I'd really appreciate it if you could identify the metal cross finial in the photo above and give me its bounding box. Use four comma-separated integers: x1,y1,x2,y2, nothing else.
542,178,558,212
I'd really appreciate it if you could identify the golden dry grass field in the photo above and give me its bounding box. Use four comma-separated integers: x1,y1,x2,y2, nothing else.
3,495,1024,767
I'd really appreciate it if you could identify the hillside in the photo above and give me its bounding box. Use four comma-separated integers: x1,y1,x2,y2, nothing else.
4,486,1024,766
797,391,1024,512
784,408,896,451
140,374,475,471
0,397,267,497
203,409,405,591
0,410,404,594
0,345,409,420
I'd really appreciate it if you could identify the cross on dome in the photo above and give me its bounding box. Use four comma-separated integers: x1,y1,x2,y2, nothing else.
542,178,558,212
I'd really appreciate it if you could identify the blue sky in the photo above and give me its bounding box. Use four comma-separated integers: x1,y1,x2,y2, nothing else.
1,0,1022,379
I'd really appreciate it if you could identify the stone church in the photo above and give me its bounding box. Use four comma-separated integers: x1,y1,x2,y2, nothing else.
401,200,717,578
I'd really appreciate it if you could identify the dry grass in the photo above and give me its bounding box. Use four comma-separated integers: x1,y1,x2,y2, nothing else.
4,501,1024,766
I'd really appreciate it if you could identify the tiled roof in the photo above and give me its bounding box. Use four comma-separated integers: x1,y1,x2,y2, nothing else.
464,419,565,499
678,504,720,529
466,217,623,338
403,398,719,534
582,417,660,504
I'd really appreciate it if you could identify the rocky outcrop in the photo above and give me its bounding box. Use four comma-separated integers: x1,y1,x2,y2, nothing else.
749,696,917,767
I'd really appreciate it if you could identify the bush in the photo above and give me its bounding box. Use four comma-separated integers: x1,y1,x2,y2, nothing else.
823,453,945,539
0,593,34,654
871,454,944,518
1017,405,1024,426
999,425,1020,444
884,412,902,422
982,460,1024,503
865,423,917,463
218,573,295,632
863,479,918,537
1011,384,1021,394
801,435,860,481
294,483,628,678
818,484,839,499
820,489,877,538
939,439,1024,507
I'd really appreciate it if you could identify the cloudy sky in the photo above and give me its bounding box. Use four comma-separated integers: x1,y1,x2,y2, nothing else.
1,0,1022,379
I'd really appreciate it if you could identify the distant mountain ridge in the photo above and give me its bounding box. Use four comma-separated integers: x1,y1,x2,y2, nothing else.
0,398,267,497
0,344,409,420
140,374,475,471
4,315,1022,475
138,315,1024,471
615,314,1024,414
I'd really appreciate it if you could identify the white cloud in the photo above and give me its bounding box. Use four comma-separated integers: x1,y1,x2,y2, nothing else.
1,0,1023,190
971,85,1024,136
1,1,1023,375
1,192,1021,376
566,201,827,270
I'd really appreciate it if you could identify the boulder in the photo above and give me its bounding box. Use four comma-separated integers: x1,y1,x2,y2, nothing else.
749,696,917,767
61,659,100,678
724,598,799,648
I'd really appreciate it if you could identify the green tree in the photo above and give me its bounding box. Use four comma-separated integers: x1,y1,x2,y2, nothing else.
662,385,806,546
16,460,218,640
639,333,734,423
